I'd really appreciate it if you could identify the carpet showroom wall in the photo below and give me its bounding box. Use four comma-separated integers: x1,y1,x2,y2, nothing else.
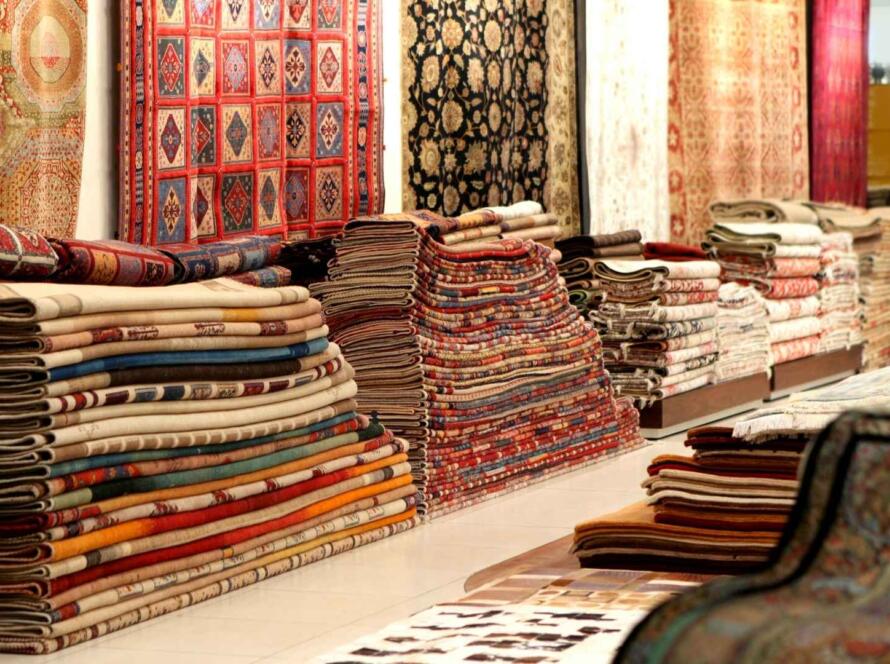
75,3,406,241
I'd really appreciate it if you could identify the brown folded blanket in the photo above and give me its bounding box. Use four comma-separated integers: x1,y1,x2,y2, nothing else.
557,231,643,259
643,242,708,262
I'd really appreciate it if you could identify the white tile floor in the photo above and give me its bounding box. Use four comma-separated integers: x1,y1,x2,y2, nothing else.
12,433,693,664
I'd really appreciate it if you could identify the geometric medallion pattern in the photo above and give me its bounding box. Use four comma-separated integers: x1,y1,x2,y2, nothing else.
121,0,383,244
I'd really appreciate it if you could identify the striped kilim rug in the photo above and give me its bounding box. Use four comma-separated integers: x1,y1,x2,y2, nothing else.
0,278,418,654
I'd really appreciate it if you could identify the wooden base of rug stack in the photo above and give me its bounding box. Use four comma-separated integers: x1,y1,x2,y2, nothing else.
0,280,418,654
314,209,645,517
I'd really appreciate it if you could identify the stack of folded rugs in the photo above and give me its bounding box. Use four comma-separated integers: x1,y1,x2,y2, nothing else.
703,218,825,366
809,204,888,368
555,231,645,317
713,282,771,382
313,210,645,516
862,209,890,369
572,367,890,574
817,232,862,353
436,202,563,251
588,259,722,403
0,279,419,654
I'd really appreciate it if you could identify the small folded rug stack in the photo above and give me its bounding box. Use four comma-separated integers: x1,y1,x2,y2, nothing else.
314,212,645,516
817,232,862,353
0,279,418,654
808,205,885,367
862,209,890,368
573,367,890,574
555,231,644,316
647,426,802,535
435,202,562,251
497,208,562,248
714,283,771,382
703,222,825,366
589,259,722,403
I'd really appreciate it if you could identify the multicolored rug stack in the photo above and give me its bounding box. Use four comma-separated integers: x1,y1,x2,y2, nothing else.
817,232,862,353
556,231,644,317
714,283,771,382
573,368,890,575
588,259,722,403
0,280,418,654
703,222,825,366
313,210,645,516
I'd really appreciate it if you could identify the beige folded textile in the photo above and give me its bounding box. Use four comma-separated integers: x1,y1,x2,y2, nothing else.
502,226,562,242
708,199,818,225
0,280,309,324
481,201,544,220
0,301,323,339
595,260,721,281
706,222,824,246
499,213,558,232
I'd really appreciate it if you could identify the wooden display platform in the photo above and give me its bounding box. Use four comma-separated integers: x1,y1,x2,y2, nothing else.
464,535,577,593
769,345,863,400
637,372,770,439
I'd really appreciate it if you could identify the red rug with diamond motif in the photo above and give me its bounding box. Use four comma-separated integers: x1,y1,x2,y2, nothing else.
120,0,383,245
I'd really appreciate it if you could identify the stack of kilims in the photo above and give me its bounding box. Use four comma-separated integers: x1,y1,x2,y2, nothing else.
589,260,722,403
809,205,884,367
573,367,890,574
555,231,645,317
436,202,562,250
314,211,645,516
817,233,862,353
862,211,890,368
713,283,771,382
703,222,825,366
0,280,418,655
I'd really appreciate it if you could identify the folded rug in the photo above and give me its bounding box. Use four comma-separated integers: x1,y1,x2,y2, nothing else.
51,241,176,287
0,226,59,279
708,200,819,225
643,242,708,262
